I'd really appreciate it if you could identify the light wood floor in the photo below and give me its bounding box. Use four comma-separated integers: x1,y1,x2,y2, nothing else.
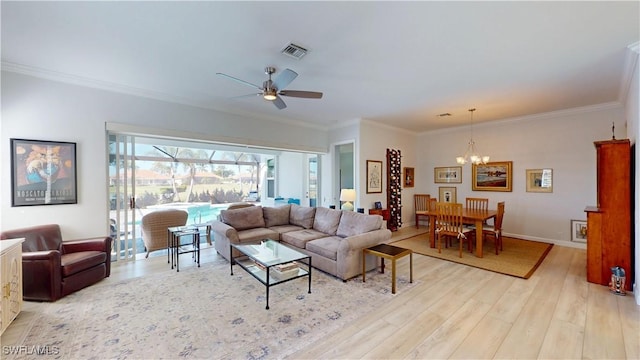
3,227,639,359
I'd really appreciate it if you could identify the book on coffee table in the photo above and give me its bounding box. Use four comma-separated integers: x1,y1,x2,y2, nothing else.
272,262,300,278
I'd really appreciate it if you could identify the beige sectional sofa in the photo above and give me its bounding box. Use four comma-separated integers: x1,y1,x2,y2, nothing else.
211,203,392,281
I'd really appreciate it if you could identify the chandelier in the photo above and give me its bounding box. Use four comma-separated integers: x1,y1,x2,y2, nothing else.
456,108,490,165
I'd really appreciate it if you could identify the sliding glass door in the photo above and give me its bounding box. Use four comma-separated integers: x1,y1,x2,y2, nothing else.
108,134,139,261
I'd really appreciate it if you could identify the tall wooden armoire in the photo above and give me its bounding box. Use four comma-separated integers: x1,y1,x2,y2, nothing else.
584,139,632,291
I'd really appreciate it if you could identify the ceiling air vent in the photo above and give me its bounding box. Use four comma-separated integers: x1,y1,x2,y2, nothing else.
281,43,308,60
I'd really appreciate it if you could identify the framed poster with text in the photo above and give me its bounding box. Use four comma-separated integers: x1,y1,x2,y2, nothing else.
11,138,77,206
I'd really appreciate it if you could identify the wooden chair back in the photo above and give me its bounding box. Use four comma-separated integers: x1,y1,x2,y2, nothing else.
414,194,430,212
436,202,465,236
436,202,474,257
414,194,431,229
466,197,489,211
429,198,437,211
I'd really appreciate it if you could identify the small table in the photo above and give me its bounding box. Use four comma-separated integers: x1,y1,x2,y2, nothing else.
363,244,412,294
230,240,311,310
167,226,201,272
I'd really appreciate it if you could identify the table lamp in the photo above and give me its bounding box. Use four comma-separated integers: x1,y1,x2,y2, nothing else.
340,189,356,211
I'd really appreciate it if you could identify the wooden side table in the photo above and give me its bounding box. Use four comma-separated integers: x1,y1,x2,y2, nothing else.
369,208,396,231
362,243,412,294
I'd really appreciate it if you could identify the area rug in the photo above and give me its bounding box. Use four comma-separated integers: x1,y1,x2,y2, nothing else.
391,234,553,279
6,258,414,360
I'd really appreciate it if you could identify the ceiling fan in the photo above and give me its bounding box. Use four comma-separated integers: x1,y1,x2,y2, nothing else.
216,67,323,110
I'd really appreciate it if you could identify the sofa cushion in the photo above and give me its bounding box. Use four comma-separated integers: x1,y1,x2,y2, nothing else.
281,229,326,249
237,228,279,243
263,204,291,228
221,205,265,231
61,251,108,277
337,211,383,238
268,224,304,238
289,204,316,229
312,207,342,235
306,236,342,261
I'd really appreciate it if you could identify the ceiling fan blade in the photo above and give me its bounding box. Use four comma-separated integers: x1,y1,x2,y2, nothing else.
230,93,262,100
279,90,323,99
272,96,287,110
272,68,298,90
215,72,262,90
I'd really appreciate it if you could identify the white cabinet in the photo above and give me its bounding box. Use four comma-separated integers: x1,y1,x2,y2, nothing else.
0,238,24,335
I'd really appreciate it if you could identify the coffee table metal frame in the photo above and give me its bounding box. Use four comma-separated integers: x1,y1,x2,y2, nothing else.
230,239,311,310
363,243,413,294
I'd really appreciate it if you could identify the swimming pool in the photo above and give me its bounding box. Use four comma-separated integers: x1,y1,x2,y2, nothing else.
111,202,237,258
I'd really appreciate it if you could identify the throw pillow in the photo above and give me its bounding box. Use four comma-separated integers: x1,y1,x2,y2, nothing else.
289,204,316,229
263,204,291,227
336,211,382,237
221,205,266,231
312,207,342,235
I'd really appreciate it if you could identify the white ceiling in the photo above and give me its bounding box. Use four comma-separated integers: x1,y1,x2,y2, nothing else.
2,1,638,132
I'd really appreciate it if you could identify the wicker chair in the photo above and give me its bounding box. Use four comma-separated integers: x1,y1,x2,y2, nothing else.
141,209,188,258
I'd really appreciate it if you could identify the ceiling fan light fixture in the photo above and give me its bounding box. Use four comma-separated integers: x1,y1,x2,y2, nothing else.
263,89,277,101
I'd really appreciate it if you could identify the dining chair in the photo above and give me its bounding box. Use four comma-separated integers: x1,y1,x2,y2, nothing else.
466,197,489,211
414,194,431,229
465,197,489,227
482,201,505,254
435,202,474,257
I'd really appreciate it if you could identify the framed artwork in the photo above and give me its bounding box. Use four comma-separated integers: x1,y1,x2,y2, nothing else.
526,168,553,193
438,186,457,203
434,166,462,183
10,138,77,206
472,161,513,192
403,167,415,188
366,160,383,193
571,219,587,243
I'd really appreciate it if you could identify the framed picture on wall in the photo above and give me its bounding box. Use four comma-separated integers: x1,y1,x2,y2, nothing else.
438,186,457,203
434,166,462,183
10,138,78,206
472,161,513,192
366,160,383,193
526,168,553,192
403,167,415,188
571,219,587,243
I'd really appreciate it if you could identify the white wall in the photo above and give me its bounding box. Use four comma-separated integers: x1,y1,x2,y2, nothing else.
359,120,417,226
417,105,626,246
1,72,328,238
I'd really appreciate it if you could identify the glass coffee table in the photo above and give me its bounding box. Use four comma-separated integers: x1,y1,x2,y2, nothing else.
230,239,311,309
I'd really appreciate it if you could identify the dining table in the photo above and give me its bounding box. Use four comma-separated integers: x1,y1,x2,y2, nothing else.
423,207,498,258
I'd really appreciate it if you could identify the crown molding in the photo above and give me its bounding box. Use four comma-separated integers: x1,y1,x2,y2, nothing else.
1,61,329,132
359,118,418,136
328,118,361,131
422,101,624,136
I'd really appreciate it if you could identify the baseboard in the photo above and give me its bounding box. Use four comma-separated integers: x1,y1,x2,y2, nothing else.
503,232,586,249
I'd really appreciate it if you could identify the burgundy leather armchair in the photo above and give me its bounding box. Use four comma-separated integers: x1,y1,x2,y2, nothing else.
0,224,112,301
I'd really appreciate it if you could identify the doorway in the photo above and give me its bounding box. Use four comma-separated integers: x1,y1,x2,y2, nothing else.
334,142,355,209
